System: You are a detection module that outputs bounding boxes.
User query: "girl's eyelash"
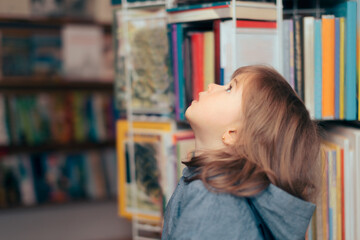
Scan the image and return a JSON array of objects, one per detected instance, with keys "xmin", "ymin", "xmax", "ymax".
[{"xmin": 226, "ymin": 84, "xmax": 232, "ymax": 92}]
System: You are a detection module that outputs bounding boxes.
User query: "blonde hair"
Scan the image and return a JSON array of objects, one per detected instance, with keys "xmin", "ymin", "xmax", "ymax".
[{"xmin": 184, "ymin": 65, "xmax": 321, "ymax": 202}]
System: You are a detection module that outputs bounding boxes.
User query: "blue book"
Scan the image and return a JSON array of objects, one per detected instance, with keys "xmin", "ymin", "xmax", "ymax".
[
  {"xmin": 333, "ymin": 1, "xmax": 357, "ymax": 120},
  {"xmin": 314, "ymin": 19, "xmax": 322, "ymax": 120},
  {"xmin": 167, "ymin": 1, "xmax": 232, "ymax": 12},
  {"xmin": 176, "ymin": 23, "xmax": 186, "ymax": 121},
  {"xmin": 334, "ymin": 18, "xmax": 340, "ymax": 119}
]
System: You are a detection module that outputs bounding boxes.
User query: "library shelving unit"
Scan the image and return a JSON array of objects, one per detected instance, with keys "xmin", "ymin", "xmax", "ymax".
[
  {"xmin": 114, "ymin": 0, "xmax": 283, "ymax": 239},
  {"xmin": 0, "ymin": 14, "xmax": 118, "ymax": 209},
  {"xmin": 115, "ymin": 0, "xmax": 360, "ymax": 238}
]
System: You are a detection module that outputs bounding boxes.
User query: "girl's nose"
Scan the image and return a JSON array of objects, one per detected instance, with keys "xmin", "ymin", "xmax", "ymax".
[{"xmin": 207, "ymin": 83, "xmax": 218, "ymax": 92}]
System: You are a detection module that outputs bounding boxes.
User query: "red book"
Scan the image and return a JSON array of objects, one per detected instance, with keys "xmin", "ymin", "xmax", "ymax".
[
  {"xmin": 236, "ymin": 20, "xmax": 276, "ymax": 28},
  {"xmin": 191, "ymin": 33, "xmax": 204, "ymax": 101}
]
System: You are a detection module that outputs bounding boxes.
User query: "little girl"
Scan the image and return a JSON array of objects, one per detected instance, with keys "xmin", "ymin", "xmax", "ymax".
[{"xmin": 162, "ymin": 65, "xmax": 320, "ymax": 240}]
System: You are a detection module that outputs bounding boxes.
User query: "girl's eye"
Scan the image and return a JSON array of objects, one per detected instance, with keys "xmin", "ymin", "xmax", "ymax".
[{"xmin": 226, "ymin": 84, "xmax": 232, "ymax": 93}]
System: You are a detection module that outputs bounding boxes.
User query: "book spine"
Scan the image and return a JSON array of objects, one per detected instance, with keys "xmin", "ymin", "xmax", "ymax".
[
  {"xmin": 334, "ymin": 18, "xmax": 340, "ymax": 119},
  {"xmin": 171, "ymin": 24, "xmax": 180, "ymax": 121},
  {"xmin": 321, "ymin": 15, "xmax": 335, "ymax": 119},
  {"xmin": 339, "ymin": 18, "xmax": 345, "ymax": 120},
  {"xmin": 176, "ymin": 24, "xmax": 186, "ymax": 121},
  {"xmin": 314, "ymin": 19, "xmax": 322, "ymax": 120}
]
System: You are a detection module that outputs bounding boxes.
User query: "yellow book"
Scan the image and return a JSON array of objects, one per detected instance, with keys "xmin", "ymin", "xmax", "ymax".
[
  {"xmin": 204, "ymin": 31, "xmax": 215, "ymax": 88},
  {"xmin": 117, "ymin": 120, "xmax": 173, "ymax": 221},
  {"xmin": 339, "ymin": 18, "xmax": 345, "ymax": 120}
]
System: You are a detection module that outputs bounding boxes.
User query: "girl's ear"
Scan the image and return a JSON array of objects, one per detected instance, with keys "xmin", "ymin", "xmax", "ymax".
[{"xmin": 222, "ymin": 128, "xmax": 238, "ymax": 146}]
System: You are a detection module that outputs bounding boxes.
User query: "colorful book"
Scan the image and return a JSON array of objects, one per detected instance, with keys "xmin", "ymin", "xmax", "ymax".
[
  {"xmin": 167, "ymin": 1, "xmax": 276, "ymax": 23},
  {"xmin": 321, "ymin": 15, "xmax": 335, "ymax": 119}
]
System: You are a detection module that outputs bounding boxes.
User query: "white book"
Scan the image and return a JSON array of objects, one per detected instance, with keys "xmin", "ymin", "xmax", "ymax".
[
  {"xmin": 235, "ymin": 26, "xmax": 278, "ymax": 71},
  {"xmin": 220, "ymin": 20, "xmax": 234, "ymax": 85},
  {"xmin": 303, "ymin": 16, "xmax": 315, "ymax": 118},
  {"xmin": 282, "ymin": 19, "xmax": 291, "ymax": 84},
  {"xmin": 62, "ymin": 25, "xmax": 104, "ymax": 80}
]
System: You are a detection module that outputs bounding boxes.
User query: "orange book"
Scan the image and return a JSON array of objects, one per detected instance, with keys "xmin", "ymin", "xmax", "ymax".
[
  {"xmin": 191, "ymin": 32, "xmax": 204, "ymax": 101},
  {"xmin": 322, "ymin": 15, "xmax": 335, "ymax": 119}
]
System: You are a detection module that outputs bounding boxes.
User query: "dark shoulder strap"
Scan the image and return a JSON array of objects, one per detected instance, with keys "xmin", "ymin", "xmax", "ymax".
[{"xmin": 246, "ymin": 198, "xmax": 275, "ymax": 240}]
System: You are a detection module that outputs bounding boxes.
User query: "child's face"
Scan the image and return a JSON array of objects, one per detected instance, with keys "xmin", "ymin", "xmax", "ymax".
[{"xmin": 185, "ymin": 76, "xmax": 243, "ymax": 146}]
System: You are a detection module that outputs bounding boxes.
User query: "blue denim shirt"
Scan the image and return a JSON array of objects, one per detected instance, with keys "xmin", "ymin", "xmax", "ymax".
[{"xmin": 162, "ymin": 167, "xmax": 315, "ymax": 240}]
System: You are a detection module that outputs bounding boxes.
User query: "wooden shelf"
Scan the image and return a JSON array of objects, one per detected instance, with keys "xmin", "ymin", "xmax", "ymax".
[
  {"xmin": 0, "ymin": 140, "xmax": 116, "ymax": 154},
  {"xmin": 0, "ymin": 197, "xmax": 117, "ymax": 213},
  {"xmin": 0, "ymin": 77, "xmax": 114, "ymax": 92},
  {"xmin": 0, "ymin": 14, "xmax": 111, "ymax": 27}
]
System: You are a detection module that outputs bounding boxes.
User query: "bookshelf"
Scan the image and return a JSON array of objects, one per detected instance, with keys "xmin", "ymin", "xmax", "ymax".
[
  {"xmin": 113, "ymin": 0, "xmax": 360, "ymax": 239},
  {"xmin": 0, "ymin": 1, "xmax": 118, "ymax": 218},
  {"xmin": 113, "ymin": 0, "xmax": 284, "ymax": 239}
]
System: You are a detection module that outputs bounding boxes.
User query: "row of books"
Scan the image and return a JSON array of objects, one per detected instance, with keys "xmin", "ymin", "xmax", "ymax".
[
  {"xmin": 169, "ymin": 19, "xmax": 278, "ymax": 121},
  {"xmin": 116, "ymin": 120, "xmax": 194, "ymax": 221},
  {"xmin": 307, "ymin": 124, "xmax": 360, "ymax": 240},
  {"xmin": 0, "ymin": 25, "xmax": 113, "ymax": 80},
  {"xmin": 0, "ymin": 148, "xmax": 117, "ymax": 208},
  {"xmin": 0, "ymin": 93, "xmax": 117, "ymax": 146},
  {"xmin": 283, "ymin": 1, "xmax": 357, "ymax": 121},
  {"xmin": 0, "ymin": 0, "xmax": 112, "ymax": 23}
]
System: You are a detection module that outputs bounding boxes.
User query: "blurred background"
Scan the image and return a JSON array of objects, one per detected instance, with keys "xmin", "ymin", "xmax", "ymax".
[{"xmin": 0, "ymin": 0, "xmax": 132, "ymax": 239}]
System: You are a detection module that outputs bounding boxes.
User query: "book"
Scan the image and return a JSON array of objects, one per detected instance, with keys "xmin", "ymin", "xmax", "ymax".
[
  {"xmin": 31, "ymin": 34, "xmax": 62, "ymax": 77},
  {"xmin": 167, "ymin": 1, "xmax": 277, "ymax": 24},
  {"xmin": 213, "ymin": 20, "xmax": 221, "ymax": 84},
  {"xmin": 321, "ymin": 15, "xmax": 335, "ymax": 119},
  {"xmin": 183, "ymin": 35, "xmax": 193, "ymax": 109},
  {"xmin": 282, "ymin": 19, "xmax": 292, "ymax": 85},
  {"xmin": 203, "ymin": 31, "xmax": 215, "ymax": 88},
  {"xmin": 314, "ymin": 19, "xmax": 322, "ymax": 120},
  {"xmin": 334, "ymin": 18, "xmax": 340, "ymax": 119},
  {"xmin": 339, "ymin": 18, "xmax": 345, "ymax": 120},
  {"xmin": 303, "ymin": 17, "xmax": 315, "ymax": 118},
  {"xmin": 117, "ymin": 120, "xmax": 173, "ymax": 221},
  {"xmin": 293, "ymin": 16, "xmax": 303, "ymax": 100},
  {"xmin": 0, "ymin": 95, "xmax": 9, "ymax": 145},
  {"xmin": 62, "ymin": 25, "xmax": 103, "ymax": 79},
  {"xmin": 329, "ymin": 125, "xmax": 360, "ymax": 239},
  {"xmin": 235, "ymin": 20, "xmax": 278, "ymax": 76},
  {"xmin": 333, "ymin": 1, "xmax": 357, "ymax": 120},
  {"xmin": 121, "ymin": 9, "xmax": 174, "ymax": 115},
  {"xmin": 324, "ymin": 132, "xmax": 349, "ymax": 240},
  {"xmin": 176, "ymin": 23, "xmax": 186, "ymax": 120},
  {"xmin": 191, "ymin": 32, "xmax": 204, "ymax": 101}
]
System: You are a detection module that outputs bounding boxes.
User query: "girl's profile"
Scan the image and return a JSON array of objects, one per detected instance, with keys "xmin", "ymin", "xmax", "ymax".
[{"xmin": 162, "ymin": 65, "xmax": 320, "ymax": 240}]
